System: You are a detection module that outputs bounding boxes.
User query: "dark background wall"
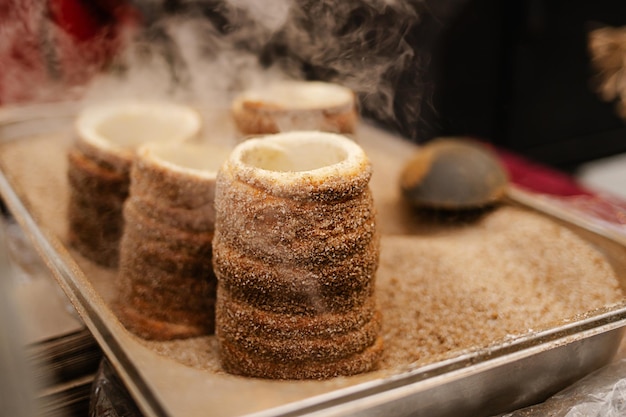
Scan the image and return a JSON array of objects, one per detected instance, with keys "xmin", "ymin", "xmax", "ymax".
[{"xmin": 422, "ymin": 0, "xmax": 626, "ymax": 171}]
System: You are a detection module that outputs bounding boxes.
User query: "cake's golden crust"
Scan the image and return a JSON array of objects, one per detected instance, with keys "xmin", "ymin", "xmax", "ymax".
[
  {"xmin": 218, "ymin": 310, "xmax": 381, "ymax": 363},
  {"xmin": 116, "ymin": 302, "xmax": 214, "ymax": 340},
  {"xmin": 217, "ymin": 288, "xmax": 379, "ymax": 339},
  {"xmin": 213, "ymin": 239, "xmax": 378, "ymax": 314},
  {"xmin": 131, "ymin": 155, "xmax": 216, "ymax": 209},
  {"xmin": 232, "ymin": 100, "xmax": 358, "ymax": 136},
  {"xmin": 116, "ymin": 152, "xmax": 218, "ymax": 341},
  {"xmin": 129, "ymin": 195, "xmax": 215, "ymax": 233},
  {"xmin": 123, "ymin": 201, "xmax": 214, "ymax": 258},
  {"xmin": 67, "ymin": 148, "xmax": 129, "ymax": 195},
  {"xmin": 215, "ymin": 174, "xmax": 377, "ymax": 264},
  {"xmin": 219, "ymin": 336, "xmax": 384, "ymax": 380},
  {"xmin": 66, "ymin": 145, "xmax": 129, "ymax": 267},
  {"xmin": 213, "ymin": 132, "xmax": 382, "ymax": 379}
]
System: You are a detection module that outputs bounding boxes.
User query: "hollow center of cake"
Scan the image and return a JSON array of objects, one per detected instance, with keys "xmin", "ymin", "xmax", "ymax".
[
  {"xmin": 95, "ymin": 113, "xmax": 189, "ymax": 149},
  {"xmin": 241, "ymin": 141, "xmax": 349, "ymax": 172}
]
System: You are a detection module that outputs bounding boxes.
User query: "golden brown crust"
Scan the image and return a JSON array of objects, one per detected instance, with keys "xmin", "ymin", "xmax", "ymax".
[
  {"xmin": 213, "ymin": 239, "xmax": 378, "ymax": 314},
  {"xmin": 130, "ymin": 153, "xmax": 216, "ymax": 209},
  {"xmin": 218, "ymin": 308, "xmax": 381, "ymax": 363},
  {"xmin": 214, "ymin": 167, "xmax": 377, "ymax": 264},
  {"xmin": 232, "ymin": 103, "xmax": 358, "ymax": 136},
  {"xmin": 217, "ymin": 287, "xmax": 379, "ymax": 339},
  {"xmin": 116, "ymin": 147, "xmax": 219, "ymax": 341},
  {"xmin": 66, "ymin": 145, "xmax": 129, "ymax": 267},
  {"xmin": 219, "ymin": 336, "xmax": 383, "ymax": 380},
  {"xmin": 213, "ymin": 132, "xmax": 382, "ymax": 379},
  {"xmin": 123, "ymin": 201, "xmax": 214, "ymax": 257},
  {"xmin": 128, "ymin": 194, "xmax": 215, "ymax": 233},
  {"xmin": 116, "ymin": 302, "xmax": 214, "ymax": 340},
  {"xmin": 67, "ymin": 147, "xmax": 129, "ymax": 195}
]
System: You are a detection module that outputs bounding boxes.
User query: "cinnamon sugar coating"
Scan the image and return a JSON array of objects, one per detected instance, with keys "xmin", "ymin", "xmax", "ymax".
[
  {"xmin": 218, "ymin": 289, "xmax": 379, "ymax": 339},
  {"xmin": 215, "ymin": 178, "xmax": 377, "ymax": 264},
  {"xmin": 217, "ymin": 286, "xmax": 382, "ymax": 362},
  {"xmin": 66, "ymin": 145, "xmax": 129, "ymax": 267},
  {"xmin": 130, "ymin": 154, "xmax": 217, "ymax": 209},
  {"xmin": 213, "ymin": 132, "xmax": 383, "ymax": 379},
  {"xmin": 214, "ymin": 238, "xmax": 378, "ymax": 314},
  {"xmin": 232, "ymin": 104, "xmax": 358, "ymax": 136},
  {"xmin": 123, "ymin": 201, "xmax": 214, "ymax": 257},
  {"xmin": 116, "ymin": 144, "xmax": 219, "ymax": 340},
  {"xmin": 219, "ymin": 335, "xmax": 384, "ymax": 380},
  {"xmin": 129, "ymin": 195, "xmax": 215, "ymax": 233},
  {"xmin": 231, "ymin": 81, "xmax": 359, "ymax": 136},
  {"xmin": 74, "ymin": 135, "xmax": 134, "ymax": 175},
  {"xmin": 67, "ymin": 147, "xmax": 129, "ymax": 194}
]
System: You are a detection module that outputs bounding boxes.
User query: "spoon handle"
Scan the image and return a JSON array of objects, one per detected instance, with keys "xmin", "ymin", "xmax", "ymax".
[
  {"xmin": 508, "ymin": 186, "xmax": 626, "ymax": 247},
  {"xmin": 495, "ymin": 146, "xmax": 626, "ymax": 246}
]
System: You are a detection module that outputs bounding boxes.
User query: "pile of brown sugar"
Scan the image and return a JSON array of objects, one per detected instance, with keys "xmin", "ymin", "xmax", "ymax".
[
  {"xmin": 140, "ymin": 205, "xmax": 624, "ymax": 375},
  {"xmin": 376, "ymin": 205, "xmax": 623, "ymax": 369}
]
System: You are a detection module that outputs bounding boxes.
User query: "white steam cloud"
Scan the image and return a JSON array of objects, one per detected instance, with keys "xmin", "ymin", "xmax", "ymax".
[{"xmin": 2, "ymin": 0, "xmax": 427, "ymax": 139}]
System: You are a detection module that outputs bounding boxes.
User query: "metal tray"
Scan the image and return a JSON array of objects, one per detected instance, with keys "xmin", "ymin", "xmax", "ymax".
[{"xmin": 1, "ymin": 103, "xmax": 626, "ymax": 417}]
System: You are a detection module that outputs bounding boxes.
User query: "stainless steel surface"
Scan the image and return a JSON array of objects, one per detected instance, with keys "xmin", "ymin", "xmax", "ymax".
[
  {"xmin": 296, "ymin": 326, "xmax": 625, "ymax": 417},
  {"xmin": 1, "ymin": 104, "xmax": 625, "ymax": 417},
  {"xmin": 0, "ymin": 211, "xmax": 39, "ymax": 417}
]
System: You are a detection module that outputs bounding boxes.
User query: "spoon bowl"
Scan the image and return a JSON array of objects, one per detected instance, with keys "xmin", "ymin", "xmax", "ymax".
[{"xmin": 400, "ymin": 137, "xmax": 509, "ymax": 210}]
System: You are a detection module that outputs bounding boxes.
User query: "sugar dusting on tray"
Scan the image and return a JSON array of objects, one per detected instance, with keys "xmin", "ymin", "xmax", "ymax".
[
  {"xmin": 377, "ymin": 206, "xmax": 623, "ymax": 369},
  {"xmin": 0, "ymin": 123, "xmax": 621, "ymax": 379},
  {"xmin": 139, "ymin": 205, "xmax": 623, "ymax": 374}
]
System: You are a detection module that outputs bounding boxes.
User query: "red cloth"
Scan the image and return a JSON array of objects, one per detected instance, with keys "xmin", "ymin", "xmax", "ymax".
[
  {"xmin": 0, "ymin": 0, "xmax": 138, "ymax": 104},
  {"xmin": 494, "ymin": 146, "xmax": 626, "ymax": 226},
  {"xmin": 495, "ymin": 147, "xmax": 594, "ymax": 197}
]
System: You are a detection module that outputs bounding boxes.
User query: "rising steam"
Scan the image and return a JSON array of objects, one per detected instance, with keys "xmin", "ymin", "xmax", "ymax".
[{"xmin": 2, "ymin": 0, "xmax": 428, "ymax": 139}]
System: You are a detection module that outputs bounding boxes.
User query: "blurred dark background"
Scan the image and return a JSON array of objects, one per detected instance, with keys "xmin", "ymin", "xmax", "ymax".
[{"xmin": 418, "ymin": 0, "xmax": 626, "ymax": 172}]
